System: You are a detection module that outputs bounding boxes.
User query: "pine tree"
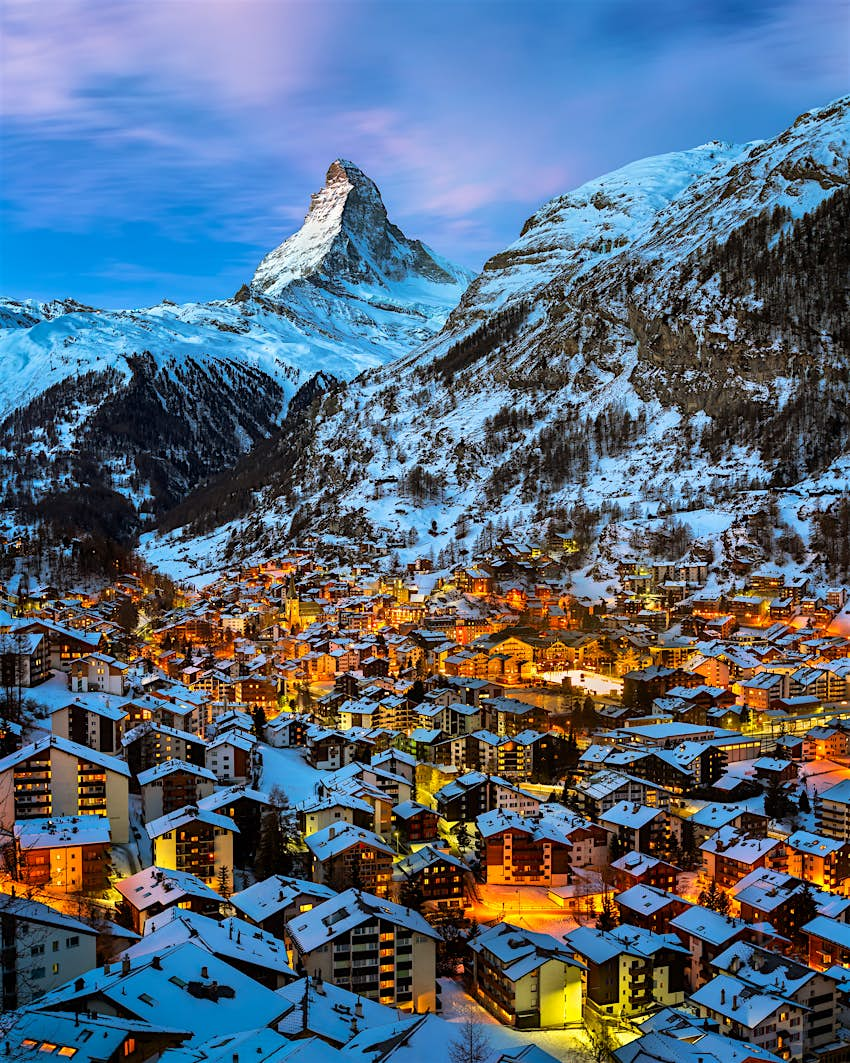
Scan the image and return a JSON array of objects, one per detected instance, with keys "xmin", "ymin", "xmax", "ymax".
[
  {"xmin": 216, "ymin": 864, "xmax": 232, "ymax": 899},
  {"xmin": 792, "ymin": 880, "xmax": 818, "ymax": 937},
  {"xmin": 699, "ymin": 878, "xmax": 730, "ymax": 914},
  {"xmin": 252, "ymin": 705, "xmax": 267, "ymax": 739},
  {"xmin": 399, "ymin": 875, "xmax": 425, "ymax": 913},
  {"xmin": 798, "ymin": 788, "xmax": 811, "ymax": 814},
  {"xmin": 596, "ymin": 890, "xmax": 618, "ymax": 931}
]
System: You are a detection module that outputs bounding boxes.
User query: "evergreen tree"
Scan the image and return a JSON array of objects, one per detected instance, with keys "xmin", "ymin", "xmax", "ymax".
[
  {"xmin": 798, "ymin": 788, "xmax": 811, "ymax": 814},
  {"xmin": 399, "ymin": 875, "xmax": 425, "ymax": 913},
  {"xmin": 252, "ymin": 705, "xmax": 267, "ymax": 740},
  {"xmin": 452, "ymin": 822, "xmax": 472, "ymax": 851},
  {"xmin": 792, "ymin": 880, "xmax": 818, "ymax": 938},
  {"xmin": 679, "ymin": 819, "xmax": 699, "ymax": 871},
  {"xmin": 699, "ymin": 879, "xmax": 730, "ymax": 914},
  {"xmin": 596, "ymin": 890, "xmax": 618, "ymax": 931},
  {"xmin": 409, "ymin": 679, "xmax": 425, "ymax": 705},
  {"xmin": 216, "ymin": 864, "xmax": 232, "ymax": 899},
  {"xmin": 765, "ymin": 775, "xmax": 794, "ymax": 820},
  {"xmin": 564, "ymin": 728, "xmax": 580, "ymax": 771}
]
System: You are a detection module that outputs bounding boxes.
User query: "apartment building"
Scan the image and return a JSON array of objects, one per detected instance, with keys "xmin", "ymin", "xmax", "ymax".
[
  {"xmin": 285, "ymin": 888, "xmax": 439, "ymax": 1012},
  {"xmin": 0, "ymin": 734, "xmax": 130, "ymax": 843}
]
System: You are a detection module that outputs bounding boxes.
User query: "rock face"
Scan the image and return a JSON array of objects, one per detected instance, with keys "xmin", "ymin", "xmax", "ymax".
[
  {"xmin": 253, "ymin": 159, "xmax": 464, "ymax": 293},
  {"xmin": 155, "ymin": 97, "xmax": 850, "ymax": 583},
  {"xmin": 0, "ymin": 162, "xmax": 472, "ymax": 537}
]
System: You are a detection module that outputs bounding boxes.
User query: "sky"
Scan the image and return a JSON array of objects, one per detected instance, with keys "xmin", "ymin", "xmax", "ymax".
[{"xmin": 1, "ymin": 0, "xmax": 847, "ymax": 308}]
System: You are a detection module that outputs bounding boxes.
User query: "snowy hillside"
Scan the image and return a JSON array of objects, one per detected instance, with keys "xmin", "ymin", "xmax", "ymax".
[
  {"xmin": 152, "ymin": 97, "xmax": 850, "ymax": 588},
  {"xmin": 0, "ymin": 160, "xmax": 472, "ymax": 535}
]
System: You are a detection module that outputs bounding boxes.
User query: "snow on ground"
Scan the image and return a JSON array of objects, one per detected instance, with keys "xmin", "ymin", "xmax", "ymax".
[
  {"xmin": 799, "ymin": 759, "xmax": 850, "ymax": 794},
  {"xmin": 25, "ymin": 673, "xmax": 122, "ymax": 719},
  {"xmin": 257, "ymin": 744, "xmax": 328, "ymax": 805},
  {"xmin": 541, "ymin": 669, "xmax": 624, "ymax": 697}
]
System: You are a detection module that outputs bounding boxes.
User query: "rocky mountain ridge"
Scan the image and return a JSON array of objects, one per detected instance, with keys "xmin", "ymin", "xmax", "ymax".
[
  {"xmin": 150, "ymin": 97, "xmax": 850, "ymax": 588},
  {"xmin": 0, "ymin": 161, "xmax": 472, "ymax": 540}
]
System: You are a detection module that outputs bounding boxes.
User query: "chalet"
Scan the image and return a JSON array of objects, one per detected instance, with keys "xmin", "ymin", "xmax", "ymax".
[
  {"xmin": 50, "ymin": 698, "xmax": 127, "ymax": 754},
  {"xmin": 305, "ymin": 822, "xmax": 393, "ymax": 897},
  {"xmin": 477, "ymin": 808, "xmax": 572, "ymax": 887},
  {"xmin": 298, "ymin": 790, "xmax": 375, "ymax": 836},
  {"xmin": 566, "ymin": 923, "xmax": 689, "ymax": 1021},
  {"xmin": 466, "ymin": 922, "xmax": 584, "ymax": 1028},
  {"xmin": 123, "ymin": 721, "xmax": 207, "ymax": 780},
  {"xmin": 391, "ymin": 799, "xmax": 441, "ymax": 846},
  {"xmin": 15, "ymin": 815, "xmax": 111, "ymax": 893},
  {"xmin": 285, "ymin": 888, "xmax": 439, "ymax": 1012},
  {"xmin": 229, "ymin": 875, "xmax": 337, "ymax": 939},
  {"xmin": 435, "ymin": 771, "xmax": 541, "ymax": 823},
  {"xmin": 803, "ymin": 914, "xmax": 850, "ymax": 970},
  {"xmin": 612, "ymin": 850, "xmax": 681, "ymax": 893},
  {"xmin": 732, "ymin": 867, "xmax": 850, "ymax": 942},
  {"xmin": 145, "ymin": 805, "xmax": 238, "ymax": 884},
  {"xmin": 397, "ymin": 844, "xmax": 466, "ymax": 911},
  {"xmin": 115, "ymin": 864, "xmax": 226, "ymax": 933},
  {"xmin": 692, "ymin": 941, "xmax": 840, "ymax": 1061},
  {"xmin": 669, "ymin": 906, "xmax": 759, "ymax": 990},
  {"xmin": 138, "ymin": 759, "xmax": 217, "ymax": 821},
  {"xmin": 687, "ymin": 802, "xmax": 769, "ymax": 846},
  {"xmin": 69, "ymin": 652, "xmax": 130, "ymax": 696},
  {"xmin": 205, "ymin": 729, "xmax": 257, "ymax": 785},
  {"xmin": 615, "ymin": 884, "xmax": 689, "ymax": 934},
  {"xmin": 600, "ymin": 802, "xmax": 679, "ymax": 859},
  {"xmin": 784, "ymin": 829, "xmax": 850, "ymax": 892},
  {"xmin": 0, "ymin": 630, "xmax": 49, "ymax": 687},
  {"xmin": 818, "ymin": 778, "xmax": 850, "ymax": 842},
  {"xmin": 572, "ymin": 770, "xmax": 671, "ymax": 820},
  {"xmin": 700, "ymin": 827, "xmax": 785, "ymax": 889},
  {"xmin": 17, "ymin": 619, "xmax": 105, "ymax": 671}
]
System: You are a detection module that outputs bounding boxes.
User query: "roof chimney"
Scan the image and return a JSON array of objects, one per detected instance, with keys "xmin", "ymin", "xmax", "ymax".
[
  {"xmin": 121, "ymin": 955, "xmax": 130, "ymax": 976},
  {"xmin": 201, "ymin": 965, "xmax": 209, "ymax": 979}
]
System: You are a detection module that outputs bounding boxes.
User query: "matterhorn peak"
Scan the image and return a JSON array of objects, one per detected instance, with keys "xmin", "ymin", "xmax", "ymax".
[{"xmin": 251, "ymin": 160, "xmax": 470, "ymax": 298}]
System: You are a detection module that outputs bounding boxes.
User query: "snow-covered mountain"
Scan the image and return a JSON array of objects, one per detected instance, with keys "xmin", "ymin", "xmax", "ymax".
[
  {"xmin": 0, "ymin": 161, "xmax": 472, "ymax": 537},
  {"xmin": 153, "ymin": 97, "xmax": 850, "ymax": 586}
]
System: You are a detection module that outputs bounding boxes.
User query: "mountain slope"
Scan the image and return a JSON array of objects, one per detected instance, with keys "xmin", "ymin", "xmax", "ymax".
[
  {"xmin": 0, "ymin": 161, "xmax": 472, "ymax": 537},
  {"xmin": 153, "ymin": 97, "xmax": 850, "ymax": 585}
]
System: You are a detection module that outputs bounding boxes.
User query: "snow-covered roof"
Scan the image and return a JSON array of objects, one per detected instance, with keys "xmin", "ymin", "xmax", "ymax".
[
  {"xmin": 669, "ymin": 905, "xmax": 748, "ymax": 945},
  {"xmin": 616, "ymin": 884, "xmax": 686, "ymax": 915},
  {"xmin": 145, "ymin": 805, "xmax": 239, "ymax": 840},
  {"xmin": 305, "ymin": 822, "xmax": 393, "ymax": 862},
  {"xmin": 0, "ymin": 733, "xmax": 131, "ymax": 776},
  {"xmin": 128, "ymin": 909, "xmax": 295, "ymax": 978},
  {"xmin": 0, "ymin": 891, "xmax": 98, "ymax": 935},
  {"xmin": 115, "ymin": 865, "xmax": 223, "ymax": 911},
  {"xmin": 137, "ymin": 758, "xmax": 217, "ymax": 786},
  {"xmin": 469, "ymin": 922, "xmax": 584, "ymax": 981},
  {"xmin": 700, "ymin": 826, "xmax": 782, "ymax": 863},
  {"xmin": 230, "ymin": 875, "xmax": 338, "ymax": 923},
  {"xmin": 32, "ymin": 939, "xmax": 288, "ymax": 1043},
  {"xmin": 600, "ymin": 801, "xmax": 663, "ymax": 830},
  {"xmin": 286, "ymin": 888, "xmax": 439, "ymax": 954},
  {"xmin": 14, "ymin": 815, "xmax": 110, "ymax": 849}
]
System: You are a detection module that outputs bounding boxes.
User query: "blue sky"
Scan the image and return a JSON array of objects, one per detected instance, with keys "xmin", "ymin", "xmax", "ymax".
[{"xmin": 1, "ymin": 0, "xmax": 847, "ymax": 307}]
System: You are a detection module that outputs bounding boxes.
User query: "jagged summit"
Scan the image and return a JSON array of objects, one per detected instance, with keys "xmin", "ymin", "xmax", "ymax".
[{"xmin": 251, "ymin": 159, "xmax": 470, "ymax": 297}]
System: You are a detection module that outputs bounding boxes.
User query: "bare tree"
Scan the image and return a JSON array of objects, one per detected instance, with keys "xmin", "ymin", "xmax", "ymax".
[{"xmin": 448, "ymin": 1020, "xmax": 492, "ymax": 1063}]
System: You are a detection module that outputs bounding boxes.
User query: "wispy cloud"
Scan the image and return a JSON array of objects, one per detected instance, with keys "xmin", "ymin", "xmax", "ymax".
[{"xmin": 1, "ymin": 0, "xmax": 846, "ymax": 306}]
